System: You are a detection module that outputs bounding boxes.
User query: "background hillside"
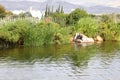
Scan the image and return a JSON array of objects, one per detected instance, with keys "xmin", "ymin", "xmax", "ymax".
[{"xmin": 0, "ymin": 0, "xmax": 120, "ymax": 14}]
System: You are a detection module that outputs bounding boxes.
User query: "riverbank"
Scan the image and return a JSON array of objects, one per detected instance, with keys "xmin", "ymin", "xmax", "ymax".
[
  {"xmin": 0, "ymin": 17, "xmax": 120, "ymax": 48},
  {"xmin": 0, "ymin": 4, "xmax": 120, "ymax": 48}
]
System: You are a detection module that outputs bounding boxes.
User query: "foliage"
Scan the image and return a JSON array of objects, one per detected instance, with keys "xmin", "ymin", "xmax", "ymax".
[
  {"xmin": 101, "ymin": 14, "xmax": 114, "ymax": 23},
  {"xmin": 0, "ymin": 4, "xmax": 13, "ymax": 18},
  {"xmin": 1, "ymin": 4, "xmax": 120, "ymax": 48},
  {"xmin": 115, "ymin": 23, "xmax": 120, "ymax": 41},
  {"xmin": 44, "ymin": 5, "xmax": 67, "ymax": 27},
  {"xmin": 19, "ymin": 12, "xmax": 32, "ymax": 18},
  {"xmin": 24, "ymin": 21, "xmax": 60, "ymax": 46},
  {"xmin": 66, "ymin": 8, "xmax": 88, "ymax": 25},
  {"xmin": 54, "ymin": 27, "xmax": 72, "ymax": 44},
  {"xmin": 0, "ymin": 16, "xmax": 72, "ymax": 47},
  {"xmin": 0, "ymin": 4, "xmax": 6, "ymax": 18},
  {"xmin": 0, "ymin": 18, "xmax": 35, "ymax": 47},
  {"xmin": 45, "ymin": 5, "xmax": 64, "ymax": 18},
  {"xmin": 75, "ymin": 17, "xmax": 99, "ymax": 37},
  {"xmin": 24, "ymin": 20, "xmax": 73, "ymax": 46},
  {"xmin": 98, "ymin": 14, "xmax": 120, "ymax": 41},
  {"xmin": 99, "ymin": 22, "xmax": 120, "ymax": 41},
  {"xmin": 51, "ymin": 13, "xmax": 67, "ymax": 27}
]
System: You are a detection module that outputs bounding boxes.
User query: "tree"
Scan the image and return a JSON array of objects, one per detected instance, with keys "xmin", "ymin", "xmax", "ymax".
[
  {"xmin": 45, "ymin": 5, "xmax": 48, "ymax": 17},
  {"xmin": 51, "ymin": 6, "xmax": 54, "ymax": 13},
  {"xmin": 58, "ymin": 4, "xmax": 60, "ymax": 13},
  {"xmin": 61, "ymin": 6, "xmax": 64, "ymax": 13},
  {"xmin": 48, "ymin": 7, "xmax": 50, "ymax": 15},
  {"xmin": 66, "ymin": 8, "xmax": 88, "ymax": 25},
  {"xmin": 0, "ymin": 4, "xmax": 6, "ymax": 18},
  {"xmin": 0, "ymin": 5, "xmax": 6, "ymax": 13},
  {"xmin": 6, "ymin": 11, "xmax": 13, "ymax": 15},
  {"xmin": 0, "ymin": 4, "xmax": 13, "ymax": 18}
]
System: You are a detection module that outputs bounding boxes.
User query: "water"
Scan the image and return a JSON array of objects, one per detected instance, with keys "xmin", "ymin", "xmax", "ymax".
[{"xmin": 0, "ymin": 42, "xmax": 120, "ymax": 80}]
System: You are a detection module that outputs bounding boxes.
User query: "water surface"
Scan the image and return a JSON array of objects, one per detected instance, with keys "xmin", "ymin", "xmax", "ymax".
[{"xmin": 0, "ymin": 42, "xmax": 120, "ymax": 80}]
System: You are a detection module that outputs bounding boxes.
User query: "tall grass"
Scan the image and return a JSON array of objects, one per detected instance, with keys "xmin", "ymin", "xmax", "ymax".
[
  {"xmin": 0, "ymin": 17, "xmax": 36, "ymax": 47},
  {"xmin": 0, "ymin": 17, "xmax": 72, "ymax": 47},
  {"xmin": 24, "ymin": 21, "xmax": 60, "ymax": 46},
  {"xmin": 0, "ymin": 20, "xmax": 31, "ymax": 41},
  {"xmin": 98, "ymin": 23, "xmax": 115, "ymax": 40},
  {"xmin": 24, "ymin": 21, "xmax": 73, "ymax": 46},
  {"xmin": 0, "ymin": 17, "xmax": 39, "ymax": 27}
]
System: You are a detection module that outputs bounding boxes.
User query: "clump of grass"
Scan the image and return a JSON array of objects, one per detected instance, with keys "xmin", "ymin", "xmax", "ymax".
[{"xmin": 24, "ymin": 21, "xmax": 60, "ymax": 46}]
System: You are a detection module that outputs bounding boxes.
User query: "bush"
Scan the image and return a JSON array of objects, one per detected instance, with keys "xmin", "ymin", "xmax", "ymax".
[
  {"xmin": 54, "ymin": 27, "xmax": 72, "ymax": 44},
  {"xmin": 24, "ymin": 21, "xmax": 60, "ymax": 46},
  {"xmin": 0, "ymin": 18, "xmax": 34, "ymax": 47},
  {"xmin": 75, "ymin": 17, "xmax": 99, "ymax": 37},
  {"xmin": 66, "ymin": 8, "xmax": 88, "ymax": 25}
]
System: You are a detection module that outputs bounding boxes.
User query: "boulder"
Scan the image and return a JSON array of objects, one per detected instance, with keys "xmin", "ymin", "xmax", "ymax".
[
  {"xmin": 81, "ymin": 37, "xmax": 94, "ymax": 43},
  {"xmin": 95, "ymin": 35, "xmax": 103, "ymax": 42},
  {"xmin": 73, "ymin": 33, "xmax": 94, "ymax": 43},
  {"xmin": 76, "ymin": 39, "xmax": 82, "ymax": 43}
]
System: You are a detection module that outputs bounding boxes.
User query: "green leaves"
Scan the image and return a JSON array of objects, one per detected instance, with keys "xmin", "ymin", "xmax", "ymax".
[
  {"xmin": 0, "ymin": 4, "xmax": 6, "ymax": 18},
  {"xmin": 75, "ymin": 17, "xmax": 99, "ymax": 37},
  {"xmin": 0, "ymin": 18, "xmax": 33, "ymax": 43},
  {"xmin": 24, "ymin": 21, "xmax": 60, "ymax": 46},
  {"xmin": 66, "ymin": 8, "xmax": 88, "ymax": 25}
]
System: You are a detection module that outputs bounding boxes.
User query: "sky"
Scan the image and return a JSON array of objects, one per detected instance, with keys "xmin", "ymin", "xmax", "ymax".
[
  {"xmin": 66, "ymin": 0, "xmax": 120, "ymax": 7},
  {"xmin": 0, "ymin": 0, "xmax": 120, "ymax": 7}
]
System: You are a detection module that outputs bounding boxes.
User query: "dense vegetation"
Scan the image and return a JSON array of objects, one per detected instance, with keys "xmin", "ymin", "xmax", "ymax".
[{"xmin": 0, "ymin": 4, "xmax": 120, "ymax": 48}]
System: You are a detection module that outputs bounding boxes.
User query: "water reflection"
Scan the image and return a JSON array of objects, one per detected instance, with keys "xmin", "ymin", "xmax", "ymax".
[
  {"xmin": 0, "ymin": 42, "xmax": 120, "ymax": 80},
  {"xmin": 0, "ymin": 42, "xmax": 120, "ymax": 67}
]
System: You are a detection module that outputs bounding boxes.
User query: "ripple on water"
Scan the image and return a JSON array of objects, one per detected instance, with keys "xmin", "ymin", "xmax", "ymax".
[{"xmin": 0, "ymin": 42, "xmax": 120, "ymax": 80}]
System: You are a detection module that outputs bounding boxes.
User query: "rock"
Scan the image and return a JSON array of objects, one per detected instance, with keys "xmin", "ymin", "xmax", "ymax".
[
  {"xmin": 76, "ymin": 39, "xmax": 82, "ymax": 43},
  {"xmin": 79, "ymin": 34, "xmax": 94, "ymax": 43},
  {"xmin": 95, "ymin": 35, "xmax": 103, "ymax": 42},
  {"xmin": 70, "ymin": 37, "xmax": 74, "ymax": 43},
  {"xmin": 80, "ymin": 34, "xmax": 88, "ymax": 38},
  {"xmin": 82, "ymin": 37, "xmax": 94, "ymax": 43},
  {"xmin": 73, "ymin": 33, "xmax": 94, "ymax": 43}
]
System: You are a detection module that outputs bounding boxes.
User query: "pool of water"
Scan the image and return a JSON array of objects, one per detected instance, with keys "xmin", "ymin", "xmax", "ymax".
[{"xmin": 0, "ymin": 42, "xmax": 120, "ymax": 80}]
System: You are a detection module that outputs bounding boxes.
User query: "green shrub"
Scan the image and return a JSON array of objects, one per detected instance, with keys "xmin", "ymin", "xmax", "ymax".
[
  {"xmin": 66, "ymin": 8, "xmax": 88, "ymax": 25},
  {"xmin": 54, "ymin": 27, "xmax": 71, "ymax": 44},
  {"xmin": 75, "ymin": 17, "xmax": 99, "ymax": 37},
  {"xmin": 98, "ymin": 22, "xmax": 120, "ymax": 41},
  {"xmin": 0, "ymin": 19, "xmax": 33, "ymax": 43},
  {"xmin": 24, "ymin": 21, "xmax": 60, "ymax": 46}
]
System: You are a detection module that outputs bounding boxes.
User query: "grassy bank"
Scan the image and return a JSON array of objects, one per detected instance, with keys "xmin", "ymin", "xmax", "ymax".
[
  {"xmin": 0, "ymin": 16, "xmax": 120, "ymax": 48},
  {"xmin": 0, "ymin": 17, "xmax": 72, "ymax": 47},
  {"xmin": 0, "ymin": 8, "xmax": 120, "ymax": 48}
]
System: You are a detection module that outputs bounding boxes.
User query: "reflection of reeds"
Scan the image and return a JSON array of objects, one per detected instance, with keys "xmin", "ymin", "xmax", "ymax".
[{"xmin": 69, "ymin": 44, "xmax": 97, "ymax": 67}]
